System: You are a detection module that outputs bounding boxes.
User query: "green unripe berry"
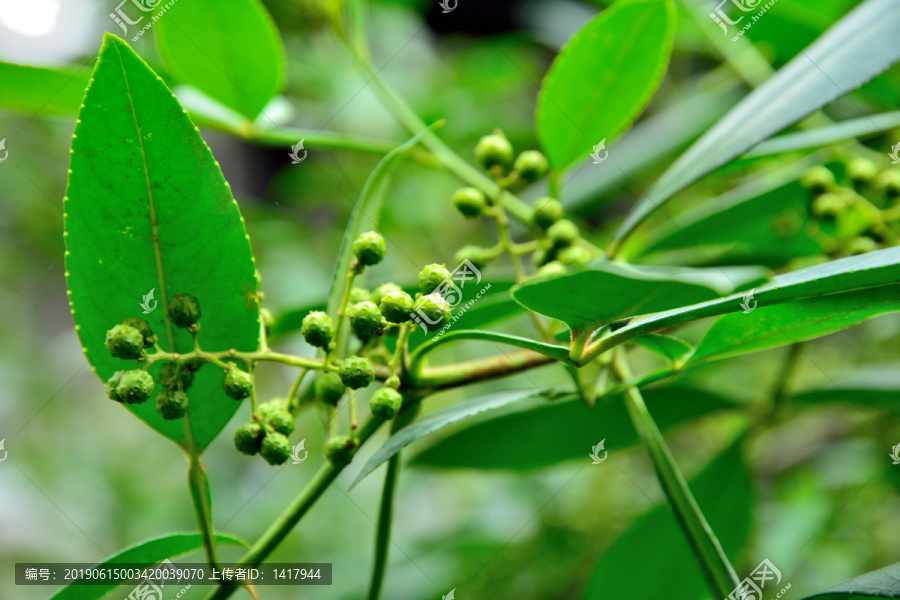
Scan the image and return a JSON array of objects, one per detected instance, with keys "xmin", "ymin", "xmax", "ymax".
[
  {"xmin": 260, "ymin": 432, "xmax": 292, "ymax": 465},
  {"xmin": 372, "ymin": 283, "xmax": 402, "ymax": 306},
  {"xmin": 534, "ymin": 261, "xmax": 568, "ymax": 279},
  {"xmin": 234, "ymin": 422, "xmax": 265, "ymax": 455},
  {"xmin": 352, "ymin": 231, "xmax": 386, "ymax": 266},
  {"xmin": 547, "ymin": 219, "xmax": 580, "ymax": 249},
  {"xmin": 267, "ymin": 410, "xmax": 295, "ymax": 436},
  {"xmin": 339, "ymin": 356, "xmax": 375, "ymax": 390},
  {"xmin": 106, "ymin": 371, "xmax": 125, "ymax": 402},
  {"xmin": 156, "ymin": 388, "xmax": 189, "ymax": 420},
  {"xmin": 159, "ymin": 361, "xmax": 196, "ymax": 391},
  {"xmin": 116, "ymin": 369, "xmax": 154, "ymax": 404},
  {"xmin": 811, "ymin": 192, "xmax": 844, "ymax": 221},
  {"xmin": 800, "ymin": 166, "xmax": 834, "ymax": 195},
  {"xmin": 168, "ymin": 293, "xmax": 201, "ymax": 328},
  {"xmin": 414, "ymin": 293, "xmax": 451, "ymax": 324},
  {"xmin": 349, "ymin": 287, "xmax": 372, "ymax": 305},
  {"xmin": 223, "ymin": 365, "xmax": 253, "ymax": 400},
  {"xmin": 451, "ymin": 187, "xmax": 488, "ymax": 219},
  {"xmin": 419, "ymin": 263, "xmax": 451, "ymax": 295},
  {"xmin": 475, "ymin": 134, "xmax": 514, "ymax": 171},
  {"xmin": 454, "ymin": 245, "xmax": 492, "ymax": 270},
  {"xmin": 847, "ymin": 158, "xmax": 877, "ymax": 187},
  {"xmin": 532, "ymin": 198, "xmax": 564, "ymax": 230},
  {"xmin": 300, "ymin": 311, "xmax": 333, "ymax": 349},
  {"xmin": 370, "ymin": 387, "xmax": 403, "ymax": 420},
  {"xmin": 105, "ymin": 324, "xmax": 144, "ymax": 360},
  {"xmin": 876, "ymin": 169, "xmax": 900, "ymax": 198},
  {"xmin": 122, "ymin": 317, "xmax": 157, "ymax": 347},
  {"xmin": 324, "ymin": 435, "xmax": 356, "ymax": 466},
  {"xmin": 315, "ymin": 373, "xmax": 346, "ymax": 405},
  {"xmin": 514, "ymin": 150, "xmax": 549, "ymax": 182},
  {"xmin": 531, "ymin": 247, "xmax": 555, "ymax": 268},
  {"xmin": 379, "ymin": 290, "xmax": 414, "ymax": 324},
  {"xmin": 349, "ymin": 301, "xmax": 384, "ymax": 339},
  {"xmin": 847, "ymin": 236, "xmax": 878, "ymax": 255},
  {"xmin": 558, "ymin": 245, "xmax": 592, "ymax": 266}
]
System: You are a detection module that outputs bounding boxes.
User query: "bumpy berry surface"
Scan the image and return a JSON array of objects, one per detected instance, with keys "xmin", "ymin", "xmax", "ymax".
[
  {"xmin": 301, "ymin": 311, "xmax": 334, "ymax": 349},
  {"xmin": 370, "ymin": 387, "xmax": 403, "ymax": 420},
  {"xmin": 339, "ymin": 356, "xmax": 375, "ymax": 390},
  {"xmin": 105, "ymin": 324, "xmax": 144, "ymax": 360},
  {"xmin": 168, "ymin": 293, "xmax": 201, "ymax": 328},
  {"xmin": 352, "ymin": 231, "xmax": 386, "ymax": 266}
]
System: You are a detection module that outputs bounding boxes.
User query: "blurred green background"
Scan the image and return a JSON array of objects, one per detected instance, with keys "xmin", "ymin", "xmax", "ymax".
[{"xmin": 1, "ymin": 0, "xmax": 900, "ymax": 599}]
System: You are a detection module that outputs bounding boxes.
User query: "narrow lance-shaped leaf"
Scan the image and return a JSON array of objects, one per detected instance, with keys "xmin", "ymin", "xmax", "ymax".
[
  {"xmin": 65, "ymin": 34, "xmax": 259, "ymax": 449},
  {"xmin": 536, "ymin": 0, "xmax": 676, "ymax": 171},
  {"xmin": 799, "ymin": 561, "xmax": 900, "ymax": 599},
  {"xmin": 612, "ymin": 0, "xmax": 900, "ymax": 249}
]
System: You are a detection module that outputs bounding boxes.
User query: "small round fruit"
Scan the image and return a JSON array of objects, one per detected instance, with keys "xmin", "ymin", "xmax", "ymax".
[
  {"xmin": 474, "ymin": 134, "xmax": 514, "ymax": 171},
  {"xmin": 372, "ymin": 283, "xmax": 402, "ymax": 306},
  {"xmin": 315, "ymin": 373, "xmax": 346, "ymax": 405},
  {"xmin": 514, "ymin": 150, "xmax": 549, "ymax": 182},
  {"xmin": 122, "ymin": 317, "xmax": 156, "ymax": 347},
  {"xmin": 349, "ymin": 301, "xmax": 384, "ymax": 339},
  {"xmin": 260, "ymin": 432, "xmax": 292, "ymax": 465},
  {"xmin": 106, "ymin": 371, "xmax": 125, "ymax": 402},
  {"xmin": 301, "ymin": 311, "xmax": 334, "ymax": 349},
  {"xmin": 454, "ymin": 245, "xmax": 492, "ymax": 270},
  {"xmin": 223, "ymin": 366, "xmax": 253, "ymax": 400},
  {"xmin": 847, "ymin": 158, "xmax": 877, "ymax": 187},
  {"xmin": 168, "ymin": 293, "xmax": 201, "ymax": 328},
  {"xmin": 116, "ymin": 369, "xmax": 154, "ymax": 404},
  {"xmin": 234, "ymin": 422, "xmax": 265, "ymax": 455},
  {"xmin": 547, "ymin": 219, "xmax": 580, "ymax": 248},
  {"xmin": 105, "ymin": 324, "xmax": 144, "ymax": 360},
  {"xmin": 419, "ymin": 263, "xmax": 451, "ymax": 295},
  {"xmin": 876, "ymin": 169, "xmax": 900, "ymax": 198},
  {"xmin": 324, "ymin": 435, "xmax": 356, "ymax": 466},
  {"xmin": 266, "ymin": 410, "xmax": 295, "ymax": 436},
  {"xmin": 451, "ymin": 187, "xmax": 488, "ymax": 219},
  {"xmin": 159, "ymin": 361, "xmax": 196, "ymax": 391},
  {"xmin": 352, "ymin": 231, "xmax": 386, "ymax": 266},
  {"xmin": 379, "ymin": 290, "xmax": 414, "ymax": 324},
  {"xmin": 532, "ymin": 198, "xmax": 564, "ymax": 230},
  {"xmin": 847, "ymin": 236, "xmax": 878, "ymax": 255},
  {"xmin": 349, "ymin": 287, "xmax": 372, "ymax": 304},
  {"xmin": 156, "ymin": 388, "xmax": 189, "ymax": 420},
  {"xmin": 414, "ymin": 293, "xmax": 451, "ymax": 324},
  {"xmin": 811, "ymin": 193, "xmax": 844, "ymax": 220},
  {"xmin": 339, "ymin": 356, "xmax": 375, "ymax": 390},
  {"xmin": 370, "ymin": 387, "xmax": 403, "ymax": 420},
  {"xmin": 800, "ymin": 166, "xmax": 834, "ymax": 195},
  {"xmin": 534, "ymin": 261, "xmax": 567, "ymax": 279},
  {"xmin": 558, "ymin": 245, "xmax": 592, "ymax": 266}
]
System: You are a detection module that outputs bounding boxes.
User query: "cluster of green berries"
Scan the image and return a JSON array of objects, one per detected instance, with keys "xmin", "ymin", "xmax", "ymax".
[
  {"xmin": 800, "ymin": 158, "xmax": 900, "ymax": 257},
  {"xmin": 233, "ymin": 398, "xmax": 297, "ymax": 465}
]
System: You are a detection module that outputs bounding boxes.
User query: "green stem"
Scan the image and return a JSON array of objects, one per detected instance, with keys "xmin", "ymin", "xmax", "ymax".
[
  {"xmin": 611, "ymin": 350, "xmax": 739, "ymax": 599},
  {"xmin": 415, "ymin": 349, "xmax": 556, "ymax": 390},
  {"xmin": 367, "ymin": 452, "xmax": 399, "ymax": 600},
  {"xmin": 184, "ymin": 421, "xmax": 220, "ymax": 571}
]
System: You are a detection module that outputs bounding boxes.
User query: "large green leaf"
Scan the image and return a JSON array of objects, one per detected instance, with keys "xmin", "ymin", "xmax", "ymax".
[
  {"xmin": 613, "ymin": 0, "xmax": 900, "ymax": 247},
  {"xmin": 688, "ymin": 285, "xmax": 900, "ymax": 365},
  {"xmin": 412, "ymin": 386, "xmax": 736, "ymax": 470},
  {"xmin": 536, "ymin": 0, "xmax": 676, "ymax": 171},
  {"xmin": 583, "ymin": 440, "xmax": 752, "ymax": 600},
  {"xmin": 155, "ymin": 0, "xmax": 284, "ymax": 120},
  {"xmin": 744, "ymin": 112, "xmax": 900, "ymax": 158},
  {"xmin": 350, "ymin": 390, "xmax": 572, "ymax": 487},
  {"xmin": 49, "ymin": 532, "xmax": 247, "ymax": 600},
  {"xmin": 65, "ymin": 34, "xmax": 259, "ymax": 449},
  {"xmin": 0, "ymin": 61, "xmax": 90, "ymax": 116},
  {"xmin": 801, "ymin": 561, "xmax": 900, "ymax": 599},
  {"xmin": 791, "ymin": 364, "xmax": 900, "ymax": 406},
  {"xmin": 512, "ymin": 261, "xmax": 767, "ymax": 331},
  {"xmin": 586, "ymin": 247, "xmax": 900, "ymax": 357}
]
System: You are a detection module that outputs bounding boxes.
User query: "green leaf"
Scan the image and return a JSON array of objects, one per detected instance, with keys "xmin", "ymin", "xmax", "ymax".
[
  {"xmin": 155, "ymin": 0, "xmax": 284, "ymax": 120},
  {"xmin": 65, "ymin": 34, "xmax": 259, "ymax": 449},
  {"xmin": 634, "ymin": 333, "xmax": 693, "ymax": 364},
  {"xmin": 800, "ymin": 561, "xmax": 900, "ymax": 599},
  {"xmin": 583, "ymin": 440, "xmax": 752, "ymax": 600},
  {"xmin": 412, "ymin": 386, "xmax": 736, "ymax": 470},
  {"xmin": 512, "ymin": 261, "xmax": 767, "ymax": 331},
  {"xmin": 791, "ymin": 364, "xmax": 900, "ymax": 406},
  {"xmin": 612, "ymin": 0, "xmax": 900, "ymax": 247},
  {"xmin": 350, "ymin": 390, "xmax": 571, "ymax": 487},
  {"xmin": 688, "ymin": 285, "xmax": 900, "ymax": 365},
  {"xmin": 0, "ymin": 61, "xmax": 90, "ymax": 116},
  {"xmin": 744, "ymin": 112, "xmax": 900, "ymax": 158},
  {"xmin": 536, "ymin": 0, "xmax": 676, "ymax": 171},
  {"xmin": 587, "ymin": 247, "xmax": 900, "ymax": 359},
  {"xmin": 49, "ymin": 532, "xmax": 247, "ymax": 600}
]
